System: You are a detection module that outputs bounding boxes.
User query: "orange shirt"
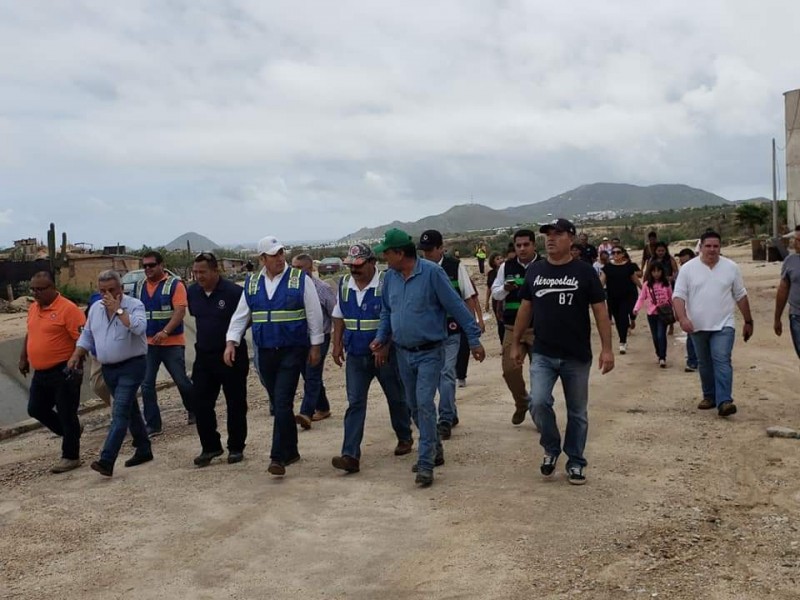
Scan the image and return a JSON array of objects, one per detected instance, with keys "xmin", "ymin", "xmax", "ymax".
[
  {"xmin": 26, "ymin": 294, "xmax": 86, "ymax": 370},
  {"xmin": 145, "ymin": 276, "xmax": 188, "ymax": 346}
]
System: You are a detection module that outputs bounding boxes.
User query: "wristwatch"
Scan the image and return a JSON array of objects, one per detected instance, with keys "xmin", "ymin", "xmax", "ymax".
[{"xmin": 116, "ymin": 307, "xmax": 124, "ymax": 316}]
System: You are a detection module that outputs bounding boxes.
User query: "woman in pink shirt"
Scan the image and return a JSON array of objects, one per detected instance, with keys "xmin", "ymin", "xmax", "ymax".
[{"xmin": 633, "ymin": 261, "xmax": 674, "ymax": 368}]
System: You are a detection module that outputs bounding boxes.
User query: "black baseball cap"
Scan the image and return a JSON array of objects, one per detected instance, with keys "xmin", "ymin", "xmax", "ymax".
[
  {"xmin": 539, "ymin": 218, "xmax": 577, "ymax": 236},
  {"xmin": 417, "ymin": 229, "xmax": 444, "ymax": 250}
]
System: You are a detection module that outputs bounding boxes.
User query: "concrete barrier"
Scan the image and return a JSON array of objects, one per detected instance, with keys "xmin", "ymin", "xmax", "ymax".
[{"xmin": 0, "ymin": 316, "xmax": 198, "ymax": 429}]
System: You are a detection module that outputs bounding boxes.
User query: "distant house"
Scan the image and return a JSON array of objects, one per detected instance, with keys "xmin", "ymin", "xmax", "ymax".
[{"xmin": 62, "ymin": 254, "xmax": 141, "ymax": 290}]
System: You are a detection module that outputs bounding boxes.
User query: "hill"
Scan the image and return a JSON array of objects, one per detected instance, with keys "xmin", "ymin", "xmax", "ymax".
[
  {"xmin": 340, "ymin": 183, "xmax": 730, "ymax": 241},
  {"xmin": 164, "ymin": 232, "xmax": 220, "ymax": 252}
]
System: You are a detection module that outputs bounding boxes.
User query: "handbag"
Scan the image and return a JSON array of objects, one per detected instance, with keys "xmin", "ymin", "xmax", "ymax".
[{"xmin": 649, "ymin": 285, "xmax": 676, "ymax": 325}]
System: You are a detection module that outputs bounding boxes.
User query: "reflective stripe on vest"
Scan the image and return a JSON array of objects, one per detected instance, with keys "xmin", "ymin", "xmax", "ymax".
[
  {"xmin": 251, "ymin": 309, "xmax": 307, "ymax": 323},
  {"xmin": 138, "ymin": 276, "xmax": 177, "ymax": 321},
  {"xmin": 247, "ymin": 267, "xmax": 303, "ymax": 297},
  {"xmin": 340, "ymin": 271, "xmax": 384, "ymax": 303},
  {"xmin": 343, "ymin": 318, "xmax": 380, "ymax": 331}
]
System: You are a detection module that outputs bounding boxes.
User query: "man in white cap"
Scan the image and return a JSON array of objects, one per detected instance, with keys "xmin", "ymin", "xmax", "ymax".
[{"xmin": 225, "ymin": 235, "xmax": 324, "ymax": 476}]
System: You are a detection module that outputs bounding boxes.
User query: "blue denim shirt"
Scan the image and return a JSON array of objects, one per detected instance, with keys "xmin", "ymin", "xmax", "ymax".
[{"xmin": 376, "ymin": 258, "xmax": 481, "ymax": 349}]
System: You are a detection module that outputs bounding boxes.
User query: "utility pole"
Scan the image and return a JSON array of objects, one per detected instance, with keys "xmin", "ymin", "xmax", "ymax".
[{"xmin": 773, "ymin": 137, "xmax": 779, "ymax": 239}]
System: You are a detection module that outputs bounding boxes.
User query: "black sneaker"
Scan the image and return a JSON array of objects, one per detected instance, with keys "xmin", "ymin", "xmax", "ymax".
[
  {"xmin": 567, "ymin": 465, "xmax": 587, "ymax": 486},
  {"xmin": 437, "ymin": 422, "xmax": 452, "ymax": 440},
  {"xmin": 415, "ymin": 470, "xmax": 434, "ymax": 487},
  {"xmin": 90, "ymin": 459, "xmax": 113, "ymax": 477},
  {"xmin": 685, "ymin": 365, "xmax": 698, "ymax": 373},
  {"xmin": 540, "ymin": 455, "xmax": 558, "ymax": 477},
  {"xmin": 411, "ymin": 447, "xmax": 445, "ymax": 472},
  {"xmin": 124, "ymin": 452, "xmax": 153, "ymax": 468},
  {"xmin": 194, "ymin": 449, "xmax": 224, "ymax": 467},
  {"xmin": 227, "ymin": 452, "xmax": 244, "ymax": 464}
]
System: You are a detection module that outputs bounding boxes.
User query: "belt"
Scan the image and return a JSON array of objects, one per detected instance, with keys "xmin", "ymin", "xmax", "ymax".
[
  {"xmin": 396, "ymin": 340, "xmax": 442, "ymax": 353},
  {"xmin": 104, "ymin": 355, "xmax": 146, "ymax": 369}
]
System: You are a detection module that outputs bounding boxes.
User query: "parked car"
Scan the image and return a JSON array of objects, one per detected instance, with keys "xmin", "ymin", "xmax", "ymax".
[
  {"xmin": 122, "ymin": 269, "xmax": 182, "ymax": 296},
  {"xmin": 317, "ymin": 257, "xmax": 344, "ymax": 276}
]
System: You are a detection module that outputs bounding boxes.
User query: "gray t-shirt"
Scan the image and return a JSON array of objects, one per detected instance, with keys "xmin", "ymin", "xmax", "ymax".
[{"xmin": 781, "ymin": 254, "xmax": 800, "ymax": 315}]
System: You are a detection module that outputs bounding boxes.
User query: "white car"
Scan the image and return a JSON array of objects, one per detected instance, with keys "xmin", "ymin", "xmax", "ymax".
[{"xmin": 122, "ymin": 269, "xmax": 182, "ymax": 296}]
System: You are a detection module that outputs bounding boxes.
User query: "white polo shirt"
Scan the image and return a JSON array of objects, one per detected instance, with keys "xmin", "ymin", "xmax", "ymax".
[{"xmin": 673, "ymin": 256, "xmax": 747, "ymax": 331}]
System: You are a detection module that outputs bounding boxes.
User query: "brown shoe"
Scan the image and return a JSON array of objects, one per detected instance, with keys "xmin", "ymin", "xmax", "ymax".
[
  {"xmin": 718, "ymin": 401, "xmax": 737, "ymax": 417},
  {"xmin": 697, "ymin": 398, "xmax": 715, "ymax": 410},
  {"xmin": 51, "ymin": 458, "xmax": 81, "ymax": 473},
  {"xmin": 295, "ymin": 414, "xmax": 312, "ymax": 430},
  {"xmin": 267, "ymin": 461, "xmax": 286, "ymax": 476},
  {"xmin": 312, "ymin": 410, "xmax": 331, "ymax": 422},
  {"xmin": 512, "ymin": 408, "xmax": 527, "ymax": 425},
  {"xmin": 331, "ymin": 455, "xmax": 360, "ymax": 473},
  {"xmin": 394, "ymin": 439, "xmax": 414, "ymax": 456}
]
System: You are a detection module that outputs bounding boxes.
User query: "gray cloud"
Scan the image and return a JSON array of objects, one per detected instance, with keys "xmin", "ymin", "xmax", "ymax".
[{"xmin": 1, "ymin": 0, "xmax": 798, "ymax": 247}]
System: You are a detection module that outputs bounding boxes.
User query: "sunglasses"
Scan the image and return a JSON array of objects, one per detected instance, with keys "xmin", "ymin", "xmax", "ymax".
[
  {"xmin": 195, "ymin": 252, "xmax": 216, "ymax": 261},
  {"xmin": 30, "ymin": 286, "xmax": 53, "ymax": 293},
  {"xmin": 142, "ymin": 263, "xmax": 159, "ymax": 268},
  {"xmin": 611, "ymin": 250, "xmax": 623, "ymax": 255}
]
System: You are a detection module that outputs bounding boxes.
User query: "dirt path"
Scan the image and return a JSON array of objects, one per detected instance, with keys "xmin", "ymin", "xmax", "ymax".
[{"xmin": 1, "ymin": 248, "xmax": 799, "ymax": 599}]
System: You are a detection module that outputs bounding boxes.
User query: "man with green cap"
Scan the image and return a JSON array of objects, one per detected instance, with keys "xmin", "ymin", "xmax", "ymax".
[{"xmin": 370, "ymin": 228, "xmax": 486, "ymax": 487}]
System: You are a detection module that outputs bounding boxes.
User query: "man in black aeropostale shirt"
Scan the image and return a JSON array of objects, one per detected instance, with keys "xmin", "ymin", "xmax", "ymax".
[
  {"xmin": 187, "ymin": 252, "xmax": 250, "ymax": 467},
  {"xmin": 511, "ymin": 218, "xmax": 614, "ymax": 486}
]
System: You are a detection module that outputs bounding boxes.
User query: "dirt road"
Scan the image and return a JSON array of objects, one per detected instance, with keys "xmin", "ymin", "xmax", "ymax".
[{"xmin": 1, "ymin": 247, "xmax": 799, "ymax": 599}]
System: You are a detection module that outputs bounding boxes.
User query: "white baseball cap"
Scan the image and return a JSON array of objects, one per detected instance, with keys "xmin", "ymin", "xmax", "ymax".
[{"xmin": 257, "ymin": 235, "xmax": 284, "ymax": 256}]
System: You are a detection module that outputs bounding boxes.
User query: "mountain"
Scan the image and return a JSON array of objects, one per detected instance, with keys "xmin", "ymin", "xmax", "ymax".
[
  {"xmin": 164, "ymin": 232, "xmax": 220, "ymax": 251},
  {"xmin": 340, "ymin": 183, "xmax": 731, "ymax": 241}
]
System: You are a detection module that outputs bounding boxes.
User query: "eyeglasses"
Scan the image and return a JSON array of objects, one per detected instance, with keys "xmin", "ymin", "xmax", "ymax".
[
  {"xmin": 142, "ymin": 263, "xmax": 158, "ymax": 268},
  {"xmin": 611, "ymin": 250, "xmax": 623, "ymax": 255}
]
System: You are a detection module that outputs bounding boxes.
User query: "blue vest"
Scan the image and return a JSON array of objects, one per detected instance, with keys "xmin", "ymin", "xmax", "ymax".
[
  {"xmin": 339, "ymin": 272, "xmax": 384, "ymax": 357},
  {"xmin": 245, "ymin": 268, "xmax": 308, "ymax": 348},
  {"xmin": 137, "ymin": 277, "xmax": 184, "ymax": 338}
]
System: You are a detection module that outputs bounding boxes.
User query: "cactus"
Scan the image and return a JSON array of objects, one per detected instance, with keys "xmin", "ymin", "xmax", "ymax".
[{"xmin": 47, "ymin": 223, "xmax": 68, "ymax": 285}]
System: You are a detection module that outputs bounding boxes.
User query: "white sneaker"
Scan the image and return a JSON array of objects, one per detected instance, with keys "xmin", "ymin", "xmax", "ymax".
[
  {"xmin": 659, "ymin": 359, "xmax": 666, "ymax": 368},
  {"xmin": 619, "ymin": 343, "xmax": 627, "ymax": 354},
  {"xmin": 457, "ymin": 379, "xmax": 466, "ymax": 388}
]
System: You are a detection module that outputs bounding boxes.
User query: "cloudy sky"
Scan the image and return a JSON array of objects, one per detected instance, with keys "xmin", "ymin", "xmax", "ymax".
[{"xmin": 1, "ymin": 1, "xmax": 799, "ymax": 248}]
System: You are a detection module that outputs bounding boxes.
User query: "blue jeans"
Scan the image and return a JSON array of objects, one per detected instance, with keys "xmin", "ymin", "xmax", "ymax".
[
  {"xmin": 690, "ymin": 327, "xmax": 735, "ymax": 406},
  {"xmin": 437, "ymin": 333, "xmax": 461, "ymax": 425},
  {"xmin": 790, "ymin": 315, "xmax": 800, "ymax": 359},
  {"xmin": 258, "ymin": 346, "xmax": 307, "ymax": 464},
  {"xmin": 100, "ymin": 356, "xmax": 151, "ymax": 465},
  {"xmin": 529, "ymin": 353, "xmax": 591, "ymax": 468},
  {"xmin": 396, "ymin": 345, "xmax": 444, "ymax": 472},
  {"xmin": 686, "ymin": 334, "xmax": 698, "ymax": 369},
  {"xmin": 646, "ymin": 315, "xmax": 668, "ymax": 361},
  {"xmin": 299, "ymin": 334, "xmax": 331, "ymax": 417},
  {"xmin": 341, "ymin": 351, "xmax": 412, "ymax": 459},
  {"xmin": 140, "ymin": 345, "xmax": 194, "ymax": 431}
]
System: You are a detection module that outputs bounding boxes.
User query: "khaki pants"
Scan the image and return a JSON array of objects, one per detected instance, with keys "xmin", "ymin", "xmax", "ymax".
[
  {"xmin": 88, "ymin": 354, "xmax": 112, "ymax": 406},
  {"xmin": 501, "ymin": 325, "xmax": 534, "ymax": 412}
]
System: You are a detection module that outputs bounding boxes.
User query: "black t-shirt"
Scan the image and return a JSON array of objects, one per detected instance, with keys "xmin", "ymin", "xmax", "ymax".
[
  {"xmin": 579, "ymin": 243, "xmax": 598, "ymax": 264},
  {"xmin": 519, "ymin": 259, "xmax": 605, "ymax": 362},
  {"xmin": 602, "ymin": 262, "xmax": 638, "ymax": 299}
]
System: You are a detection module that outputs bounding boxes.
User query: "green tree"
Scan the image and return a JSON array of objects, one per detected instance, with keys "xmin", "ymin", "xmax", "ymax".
[{"xmin": 734, "ymin": 203, "xmax": 769, "ymax": 236}]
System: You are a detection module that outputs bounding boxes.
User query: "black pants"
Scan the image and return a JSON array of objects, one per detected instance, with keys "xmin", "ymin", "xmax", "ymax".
[
  {"xmin": 258, "ymin": 346, "xmax": 308, "ymax": 464},
  {"xmin": 477, "ymin": 257, "xmax": 485, "ymax": 274},
  {"xmin": 607, "ymin": 296, "xmax": 634, "ymax": 343},
  {"xmin": 455, "ymin": 331, "xmax": 470, "ymax": 380},
  {"xmin": 192, "ymin": 348, "xmax": 249, "ymax": 453},
  {"xmin": 28, "ymin": 362, "xmax": 82, "ymax": 460}
]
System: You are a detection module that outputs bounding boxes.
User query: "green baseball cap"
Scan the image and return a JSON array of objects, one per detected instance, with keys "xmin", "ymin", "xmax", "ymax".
[{"xmin": 373, "ymin": 228, "xmax": 413, "ymax": 253}]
